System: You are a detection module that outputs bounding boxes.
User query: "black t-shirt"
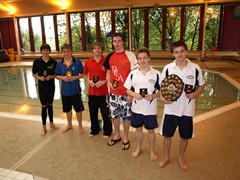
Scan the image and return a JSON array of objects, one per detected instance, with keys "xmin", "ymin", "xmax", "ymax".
[{"xmin": 32, "ymin": 57, "xmax": 57, "ymax": 88}]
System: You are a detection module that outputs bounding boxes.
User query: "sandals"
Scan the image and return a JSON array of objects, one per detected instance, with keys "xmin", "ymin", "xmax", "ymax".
[
  {"xmin": 122, "ymin": 140, "xmax": 130, "ymax": 150},
  {"xmin": 107, "ymin": 138, "xmax": 121, "ymax": 146}
]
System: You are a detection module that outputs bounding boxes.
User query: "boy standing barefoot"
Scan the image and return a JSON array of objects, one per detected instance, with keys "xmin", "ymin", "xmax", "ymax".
[
  {"xmin": 55, "ymin": 44, "xmax": 85, "ymax": 134},
  {"xmin": 124, "ymin": 48, "xmax": 160, "ymax": 160},
  {"xmin": 158, "ymin": 41, "xmax": 205, "ymax": 171}
]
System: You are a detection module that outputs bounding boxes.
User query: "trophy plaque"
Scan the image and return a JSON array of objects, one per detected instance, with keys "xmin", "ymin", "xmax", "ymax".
[
  {"xmin": 93, "ymin": 76, "xmax": 99, "ymax": 83},
  {"xmin": 43, "ymin": 70, "xmax": 48, "ymax": 77},
  {"xmin": 140, "ymin": 88, "xmax": 148, "ymax": 97},
  {"xmin": 184, "ymin": 84, "xmax": 194, "ymax": 94},
  {"xmin": 66, "ymin": 71, "xmax": 72, "ymax": 77},
  {"xmin": 112, "ymin": 80, "xmax": 119, "ymax": 88},
  {"xmin": 161, "ymin": 74, "xmax": 184, "ymax": 101}
]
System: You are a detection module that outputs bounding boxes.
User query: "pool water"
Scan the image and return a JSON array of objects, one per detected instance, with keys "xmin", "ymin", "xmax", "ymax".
[{"xmin": 0, "ymin": 66, "xmax": 239, "ymax": 120}]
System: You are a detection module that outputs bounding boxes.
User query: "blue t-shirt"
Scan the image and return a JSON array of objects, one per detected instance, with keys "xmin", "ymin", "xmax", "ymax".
[{"xmin": 54, "ymin": 56, "xmax": 84, "ymax": 96}]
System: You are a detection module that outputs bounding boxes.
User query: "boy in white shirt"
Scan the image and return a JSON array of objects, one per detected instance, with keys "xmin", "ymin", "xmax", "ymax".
[{"xmin": 124, "ymin": 47, "xmax": 161, "ymax": 161}]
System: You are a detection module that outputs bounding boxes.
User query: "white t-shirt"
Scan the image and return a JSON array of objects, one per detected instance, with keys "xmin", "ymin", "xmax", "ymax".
[
  {"xmin": 160, "ymin": 59, "xmax": 205, "ymax": 117},
  {"xmin": 124, "ymin": 66, "xmax": 161, "ymax": 115}
]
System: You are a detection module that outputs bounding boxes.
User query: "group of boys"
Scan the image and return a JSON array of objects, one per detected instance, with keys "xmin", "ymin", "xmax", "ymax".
[{"xmin": 32, "ymin": 33, "xmax": 205, "ymax": 171}]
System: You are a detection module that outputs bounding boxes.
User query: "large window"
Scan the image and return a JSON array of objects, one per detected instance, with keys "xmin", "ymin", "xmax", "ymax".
[
  {"xmin": 70, "ymin": 13, "xmax": 82, "ymax": 51},
  {"xmin": 100, "ymin": 11, "xmax": 112, "ymax": 51},
  {"xmin": 185, "ymin": 6, "xmax": 200, "ymax": 50},
  {"xmin": 149, "ymin": 8, "xmax": 163, "ymax": 50},
  {"xmin": 44, "ymin": 15, "xmax": 56, "ymax": 52},
  {"xmin": 85, "ymin": 12, "xmax": 96, "ymax": 51},
  {"xmin": 57, "ymin": 14, "xmax": 67, "ymax": 50},
  {"xmin": 115, "ymin": 10, "xmax": 128, "ymax": 49},
  {"xmin": 166, "ymin": 7, "xmax": 181, "ymax": 49},
  {"xmin": 31, "ymin": 17, "xmax": 42, "ymax": 52},
  {"xmin": 205, "ymin": 5, "xmax": 221, "ymax": 50},
  {"xmin": 19, "ymin": 18, "xmax": 30, "ymax": 52},
  {"xmin": 131, "ymin": 9, "xmax": 144, "ymax": 51}
]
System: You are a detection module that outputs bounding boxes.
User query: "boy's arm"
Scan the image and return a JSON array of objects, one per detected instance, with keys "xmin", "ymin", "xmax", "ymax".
[
  {"xmin": 186, "ymin": 84, "xmax": 205, "ymax": 100},
  {"xmin": 126, "ymin": 89, "xmax": 142, "ymax": 100}
]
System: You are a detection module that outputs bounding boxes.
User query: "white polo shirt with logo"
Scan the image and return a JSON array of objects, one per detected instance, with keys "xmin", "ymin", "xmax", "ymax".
[
  {"xmin": 160, "ymin": 59, "xmax": 205, "ymax": 117},
  {"xmin": 124, "ymin": 66, "xmax": 161, "ymax": 115}
]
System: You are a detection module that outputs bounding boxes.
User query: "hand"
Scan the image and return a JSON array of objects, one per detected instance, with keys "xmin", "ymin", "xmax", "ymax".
[
  {"xmin": 62, "ymin": 76, "xmax": 70, "ymax": 82},
  {"xmin": 144, "ymin": 94, "xmax": 153, "ymax": 101},
  {"xmin": 160, "ymin": 95, "xmax": 173, "ymax": 104},
  {"xmin": 134, "ymin": 93, "xmax": 143, "ymax": 100},
  {"xmin": 89, "ymin": 81, "xmax": 95, "ymax": 87},
  {"xmin": 126, "ymin": 95, "xmax": 133, "ymax": 104},
  {"xmin": 39, "ymin": 76, "xmax": 45, "ymax": 81},
  {"xmin": 186, "ymin": 92, "xmax": 195, "ymax": 100},
  {"xmin": 95, "ymin": 80, "xmax": 104, "ymax": 88}
]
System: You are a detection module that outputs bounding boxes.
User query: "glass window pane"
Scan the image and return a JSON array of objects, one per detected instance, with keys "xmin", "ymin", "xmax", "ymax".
[
  {"xmin": 31, "ymin": 16, "xmax": 42, "ymax": 52},
  {"xmin": 100, "ymin": 11, "xmax": 112, "ymax": 51},
  {"xmin": 185, "ymin": 6, "xmax": 200, "ymax": 50},
  {"xmin": 85, "ymin": 12, "xmax": 96, "ymax": 51},
  {"xmin": 205, "ymin": 5, "xmax": 221, "ymax": 50},
  {"xmin": 131, "ymin": 9, "xmax": 144, "ymax": 51},
  {"xmin": 166, "ymin": 7, "xmax": 181, "ymax": 50},
  {"xmin": 115, "ymin": 10, "xmax": 128, "ymax": 49},
  {"xmin": 44, "ymin": 15, "xmax": 56, "ymax": 52},
  {"xmin": 57, "ymin": 14, "xmax": 67, "ymax": 50},
  {"xmin": 149, "ymin": 8, "xmax": 163, "ymax": 50},
  {"xmin": 19, "ymin": 18, "xmax": 30, "ymax": 52},
  {"xmin": 70, "ymin": 13, "xmax": 82, "ymax": 51}
]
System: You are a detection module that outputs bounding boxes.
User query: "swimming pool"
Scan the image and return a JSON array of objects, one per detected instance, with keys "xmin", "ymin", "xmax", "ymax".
[{"xmin": 0, "ymin": 66, "xmax": 239, "ymax": 120}]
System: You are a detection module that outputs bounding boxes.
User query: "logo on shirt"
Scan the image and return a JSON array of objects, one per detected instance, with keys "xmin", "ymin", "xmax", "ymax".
[
  {"xmin": 112, "ymin": 66, "xmax": 123, "ymax": 82},
  {"xmin": 187, "ymin": 75, "xmax": 194, "ymax": 79},
  {"xmin": 149, "ymin": 79, "xmax": 155, "ymax": 84}
]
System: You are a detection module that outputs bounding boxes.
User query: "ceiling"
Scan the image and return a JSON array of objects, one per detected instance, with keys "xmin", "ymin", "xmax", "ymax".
[{"xmin": 0, "ymin": 0, "xmax": 239, "ymax": 18}]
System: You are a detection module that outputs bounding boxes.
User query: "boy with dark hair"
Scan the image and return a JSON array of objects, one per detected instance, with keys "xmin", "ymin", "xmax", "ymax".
[
  {"xmin": 103, "ymin": 32, "xmax": 138, "ymax": 150},
  {"xmin": 83, "ymin": 42, "xmax": 112, "ymax": 138},
  {"xmin": 158, "ymin": 41, "xmax": 205, "ymax": 171},
  {"xmin": 124, "ymin": 47, "xmax": 160, "ymax": 160},
  {"xmin": 32, "ymin": 43, "xmax": 59, "ymax": 136},
  {"xmin": 54, "ymin": 43, "xmax": 85, "ymax": 134}
]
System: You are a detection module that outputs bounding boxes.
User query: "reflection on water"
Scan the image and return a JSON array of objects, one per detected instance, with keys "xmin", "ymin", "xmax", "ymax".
[{"xmin": 0, "ymin": 66, "xmax": 239, "ymax": 116}]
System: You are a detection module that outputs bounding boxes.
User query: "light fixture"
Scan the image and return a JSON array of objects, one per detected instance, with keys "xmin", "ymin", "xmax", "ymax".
[
  {"xmin": 58, "ymin": 0, "xmax": 68, "ymax": 11},
  {"xmin": 0, "ymin": 3, "xmax": 15, "ymax": 16}
]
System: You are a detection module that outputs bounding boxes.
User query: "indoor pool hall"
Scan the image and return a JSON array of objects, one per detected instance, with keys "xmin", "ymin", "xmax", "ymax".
[{"xmin": 0, "ymin": 0, "xmax": 240, "ymax": 179}]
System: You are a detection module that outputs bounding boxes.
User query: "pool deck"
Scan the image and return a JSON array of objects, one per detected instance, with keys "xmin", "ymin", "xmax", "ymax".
[{"xmin": 0, "ymin": 59, "xmax": 240, "ymax": 180}]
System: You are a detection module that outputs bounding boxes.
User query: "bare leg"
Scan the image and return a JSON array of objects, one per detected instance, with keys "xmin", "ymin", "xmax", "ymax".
[
  {"xmin": 112, "ymin": 118, "xmax": 121, "ymax": 139},
  {"xmin": 50, "ymin": 122, "xmax": 60, "ymax": 130},
  {"xmin": 41, "ymin": 125, "xmax": 47, "ymax": 136},
  {"xmin": 76, "ymin": 111, "xmax": 85, "ymax": 134},
  {"xmin": 132, "ymin": 127, "xmax": 143, "ymax": 158},
  {"xmin": 122, "ymin": 121, "xmax": 130, "ymax": 149},
  {"xmin": 178, "ymin": 138, "xmax": 188, "ymax": 171},
  {"xmin": 158, "ymin": 137, "xmax": 171, "ymax": 168},
  {"xmin": 148, "ymin": 130, "xmax": 157, "ymax": 161},
  {"xmin": 62, "ymin": 111, "xmax": 73, "ymax": 133}
]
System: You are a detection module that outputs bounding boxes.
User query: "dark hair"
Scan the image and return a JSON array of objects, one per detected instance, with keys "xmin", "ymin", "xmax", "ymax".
[
  {"xmin": 92, "ymin": 42, "xmax": 104, "ymax": 51},
  {"xmin": 61, "ymin": 43, "xmax": 72, "ymax": 51},
  {"xmin": 112, "ymin": 32, "xmax": 124, "ymax": 42},
  {"xmin": 40, "ymin": 43, "xmax": 51, "ymax": 52},
  {"xmin": 171, "ymin": 41, "xmax": 188, "ymax": 53},
  {"xmin": 136, "ymin": 47, "xmax": 150, "ymax": 58}
]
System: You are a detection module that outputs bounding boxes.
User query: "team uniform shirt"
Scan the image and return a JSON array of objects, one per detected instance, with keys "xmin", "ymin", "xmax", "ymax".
[
  {"xmin": 103, "ymin": 50, "xmax": 138, "ymax": 96},
  {"xmin": 54, "ymin": 56, "xmax": 83, "ymax": 96},
  {"xmin": 83, "ymin": 56, "xmax": 108, "ymax": 96},
  {"xmin": 160, "ymin": 59, "xmax": 205, "ymax": 117},
  {"xmin": 124, "ymin": 66, "xmax": 161, "ymax": 115},
  {"xmin": 32, "ymin": 57, "xmax": 57, "ymax": 91}
]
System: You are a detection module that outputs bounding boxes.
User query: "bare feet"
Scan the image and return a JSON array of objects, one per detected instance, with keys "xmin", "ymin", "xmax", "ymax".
[
  {"xmin": 102, "ymin": 135, "xmax": 110, "ymax": 140},
  {"xmin": 131, "ymin": 149, "xmax": 141, "ymax": 158},
  {"xmin": 150, "ymin": 151, "xmax": 158, "ymax": 161},
  {"xmin": 50, "ymin": 123, "xmax": 60, "ymax": 130},
  {"xmin": 61, "ymin": 126, "xmax": 73, "ymax": 133},
  {"xmin": 178, "ymin": 157, "xmax": 188, "ymax": 171},
  {"xmin": 79, "ymin": 128, "xmax": 85, "ymax": 134},
  {"xmin": 41, "ymin": 126, "xmax": 47, "ymax": 136},
  {"xmin": 158, "ymin": 157, "xmax": 169, "ymax": 168}
]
